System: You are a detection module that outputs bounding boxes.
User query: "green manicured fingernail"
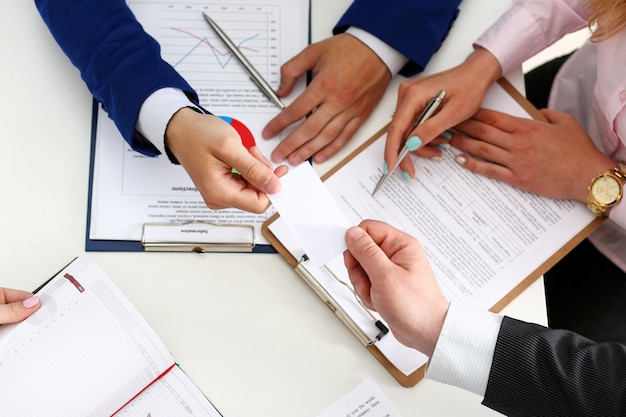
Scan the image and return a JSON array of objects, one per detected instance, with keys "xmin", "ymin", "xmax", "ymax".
[
  {"xmin": 405, "ymin": 136, "xmax": 422, "ymax": 151},
  {"xmin": 402, "ymin": 171, "xmax": 412, "ymax": 182}
]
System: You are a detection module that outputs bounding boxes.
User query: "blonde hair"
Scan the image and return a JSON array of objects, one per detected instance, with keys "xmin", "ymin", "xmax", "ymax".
[{"xmin": 586, "ymin": 0, "xmax": 626, "ymax": 41}]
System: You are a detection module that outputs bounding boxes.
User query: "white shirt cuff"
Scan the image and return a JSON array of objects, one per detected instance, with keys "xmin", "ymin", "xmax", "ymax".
[
  {"xmin": 345, "ymin": 27, "xmax": 409, "ymax": 76},
  {"xmin": 136, "ymin": 87, "xmax": 200, "ymax": 155},
  {"xmin": 425, "ymin": 301, "xmax": 503, "ymax": 396}
]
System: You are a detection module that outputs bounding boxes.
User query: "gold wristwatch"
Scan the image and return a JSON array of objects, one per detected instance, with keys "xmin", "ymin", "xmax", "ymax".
[{"xmin": 587, "ymin": 163, "xmax": 626, "ymax": 217}]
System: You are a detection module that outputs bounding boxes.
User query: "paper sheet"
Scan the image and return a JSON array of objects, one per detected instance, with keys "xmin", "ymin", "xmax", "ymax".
[
  {"xmin": 88, "ymin": 0, "xmax": 309, "ymax": 246},
  {"xmin": 0, "ymin": 258, "xmax": 221, "ymax": 416},
  {"xmin": 267, "ymin": 82, "xmax": 596, "ymax": 376},
  {"xmin": 316, "ymin": 379, "xmax": 403, "ymax": 417},
  {"xmin": 268, "ymin": 163, "xmax": 352, "ymax": 267}
]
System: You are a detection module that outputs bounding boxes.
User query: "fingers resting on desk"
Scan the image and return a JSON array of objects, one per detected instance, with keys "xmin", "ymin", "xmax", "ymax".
[{"xmin": 263, "ymin": 33, "xmax": 392, "ymax": 165}]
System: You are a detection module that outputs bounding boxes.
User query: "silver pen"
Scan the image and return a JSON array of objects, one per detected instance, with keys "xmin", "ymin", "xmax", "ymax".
[
  {"xmin": 371, "ymin": 90, "xmax": 446, "ymax": 196},
  {"xmin": 202, "ymin": 12, "xmax": 285, "ymax": 110}
]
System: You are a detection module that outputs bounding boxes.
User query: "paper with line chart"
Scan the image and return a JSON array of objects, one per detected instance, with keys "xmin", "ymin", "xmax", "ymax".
[{"xmin": 87, "ymin": 1, "xmax": 308, "ymax": 249}]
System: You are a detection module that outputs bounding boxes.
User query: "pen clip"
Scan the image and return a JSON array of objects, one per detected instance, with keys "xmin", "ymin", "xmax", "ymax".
[{"xmin": 413, "ymin": 91, "xmax": 444, "ymax": 127}]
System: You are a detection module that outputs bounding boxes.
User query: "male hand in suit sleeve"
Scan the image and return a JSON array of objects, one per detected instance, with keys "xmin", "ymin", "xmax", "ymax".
[
  {"xmin": 343, "ymin": 219, "xmax": 450, "ymax": 358},
  {"xmin": 35, "ymin": 0, "xmax": 287, "ymax": 213},
  {"xmin": 344, "ymin": 219, "xmax": 626, "ymax": 416},
  {"xmin": 262, "ymin": 0, "xmax": 461, "ymax": 166}
]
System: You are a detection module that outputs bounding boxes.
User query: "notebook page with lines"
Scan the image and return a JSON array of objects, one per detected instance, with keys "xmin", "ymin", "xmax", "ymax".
[{"xmin": 0, "ymin": 257, "xmax": 221, "ymax": 417}]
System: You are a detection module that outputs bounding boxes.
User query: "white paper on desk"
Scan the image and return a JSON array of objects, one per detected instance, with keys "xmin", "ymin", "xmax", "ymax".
[
  {"xmin": 88, "ymin": 0, "xmax": 309, "ymax": 246},
  {"xmin": 316, "ymin": 379, "xmax": 403, "ymax": 417},
  {"xmin": 267, "ymin": 82, "xmax": 595, "ymax": 378},
  {"xmin": 267, "ymin": 218, "xmax": 428, "ymax": 376},
  {"xmin": 268, "ymin": 162, "xmax": 353, "ymax": 267},
  {"xmin": 322, "ymin": 82, "xmax": 595, "ymax": 310},
  {"xmin": 0, "ymin": 257, "xmax": 221, "ymax": 416}
]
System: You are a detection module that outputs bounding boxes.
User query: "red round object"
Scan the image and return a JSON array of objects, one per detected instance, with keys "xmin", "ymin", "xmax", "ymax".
[{"xmin": 219, "ymin": 116, "xmax": 255, "ymax": 149}]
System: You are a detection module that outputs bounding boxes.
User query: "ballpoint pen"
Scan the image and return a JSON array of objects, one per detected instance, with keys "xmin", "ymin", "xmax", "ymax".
[
  {"xmin": 202, "ymin": 12, "xmax": 286, "ymax": 110},
  {"xmin": 371, "ymin": 90, "xmax": 446, "ymax": 196}
]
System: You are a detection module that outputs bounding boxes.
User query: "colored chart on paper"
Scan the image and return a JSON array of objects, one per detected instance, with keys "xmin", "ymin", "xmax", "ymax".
[
  {"xmin": 155, "ymin": 3, "xmax": 281, "ymax": 89},
  {"xmin": 219, "ymin": 116, "xmax": 255, "ymax": 149}
]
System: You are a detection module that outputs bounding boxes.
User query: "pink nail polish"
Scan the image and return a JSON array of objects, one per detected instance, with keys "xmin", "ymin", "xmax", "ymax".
[{"xmin": 22, "ymin": 295, "xmax": 40, "ymax": 309}]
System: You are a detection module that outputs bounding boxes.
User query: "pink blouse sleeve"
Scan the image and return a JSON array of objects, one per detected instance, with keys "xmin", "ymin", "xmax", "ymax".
[{"xmin": 473, "ymin": 0, "xmax": 588, "ymax": 75}]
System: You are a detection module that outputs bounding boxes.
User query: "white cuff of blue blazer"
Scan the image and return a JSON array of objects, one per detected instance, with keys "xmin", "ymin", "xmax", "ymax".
[
  {"xmin": 346, "ymin": 26, "xmax": 409, "ymax": 76},
  {"xmin": 426, "ymin": 301, "xmax": 503, "ymax": 397},
  {"xmin": 136, "ymin": 87, "xmax": 201, "ymax": 156}
]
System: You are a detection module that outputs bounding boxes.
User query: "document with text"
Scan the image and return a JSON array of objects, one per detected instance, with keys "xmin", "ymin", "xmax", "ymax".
[
  {"xmin": 264, "ymin": 81, "xmax": 599, "ymax": 385},
  {"xmin": 316, "ymin": 379, "xmax": 403, "ymax": 417},
  {"xmin": 87, "ymin": 0, "xmax": 309, "ymax": 251}
]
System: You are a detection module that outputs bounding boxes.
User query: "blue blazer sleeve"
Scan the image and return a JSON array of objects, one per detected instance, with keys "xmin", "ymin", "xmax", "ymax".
[
  {"xmin": 35, "ymin": 0, "xmax": 200, "ymax": 157},
  {"xmin": 483, "ymin": 317, "xmax": 626, "ymax": 416},
  {"xmin": 334, "ymin": 0, "xmax": 461, "ymax": 77}
]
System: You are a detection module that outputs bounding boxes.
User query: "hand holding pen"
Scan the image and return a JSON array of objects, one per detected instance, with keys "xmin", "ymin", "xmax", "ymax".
[
  {"xmin": 372, "ymin": 90, "xmax": 446, "ymax": 195},
  {"xmin": 380, "ymin": 48, "xmax": 502, "ymax": 189}
]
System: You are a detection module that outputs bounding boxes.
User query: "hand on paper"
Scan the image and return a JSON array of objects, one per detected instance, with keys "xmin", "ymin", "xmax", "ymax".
[
  {"xmin": 385, "ymin": 47, "xmax": 501, "ymax": 178},
  {"xmin": 450, "ymin": 108, "xmax": 616, "ymax": 202},
  {"xmin": 343, "ymin": 220, "xmax": 449, "ymax": 357},
  {"xmin": 166, "ymin": 108, "xmax": 288, "ymax": 213},
  {"xmin": 262, "ymin": 33, "xmax": 391, "ymax": 165},
  {"xmin": 0, "ymin": 288, "xmax": 40, "ymax": 324}
]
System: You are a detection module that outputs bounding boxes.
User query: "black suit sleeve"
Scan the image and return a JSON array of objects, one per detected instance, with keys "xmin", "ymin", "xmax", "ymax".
[{"xmin": 483, "ymin": 316, "xmax": 626, "ymax": 416}]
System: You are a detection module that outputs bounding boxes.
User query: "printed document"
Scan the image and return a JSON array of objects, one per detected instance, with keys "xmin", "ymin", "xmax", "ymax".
[
  {"xmin": 88, "ymin": 0, "xmax": 308, "ymax": 246},
  {"xmin": 267, "ymin": 82, "xmax": 596, "ymax": 376},
  {"xmin": 316, "ymin": 379, "xmax": 403, "ymax": 417}
]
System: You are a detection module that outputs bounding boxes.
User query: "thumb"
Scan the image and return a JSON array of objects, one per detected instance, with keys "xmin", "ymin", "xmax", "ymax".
[
  {"xmin": 0, "ymin": 295, "xmax": 40, "ymax": 325},
  {"xmin": 539, "ymin": 108, "xmax": 567, "ymax": 124},
  {"xmin": 345, "ymin": 226, "xmax": 394, "ymax": 282},
  {"xmin": 231, "ymin": 147, "xmax": 282, "ymax": 195}
]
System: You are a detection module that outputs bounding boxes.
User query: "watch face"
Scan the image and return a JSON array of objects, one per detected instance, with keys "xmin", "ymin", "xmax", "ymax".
[{"xmin": 592, "ymin": 175, "xmax": 621, "ymax": 204}]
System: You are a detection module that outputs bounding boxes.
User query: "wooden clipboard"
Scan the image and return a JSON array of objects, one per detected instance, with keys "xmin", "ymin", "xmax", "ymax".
[{"xmin": 262, "ymin": 78, "xmax": 604, "ymax": 387}]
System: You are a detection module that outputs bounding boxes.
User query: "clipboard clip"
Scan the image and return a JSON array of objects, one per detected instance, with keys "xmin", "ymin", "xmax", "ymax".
[
  {"xmin": 295, "ymin": 255, "xmax": 389, "ymax": 345},
  {"xmin": 141, "ymin": 221, "xmax": 255, "ymax": 253}
]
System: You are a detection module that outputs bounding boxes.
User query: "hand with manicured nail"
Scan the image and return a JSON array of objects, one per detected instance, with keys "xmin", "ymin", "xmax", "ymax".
[{"xmin": 0, "ymin": 288, "xmax": 41, "ymax": 324}]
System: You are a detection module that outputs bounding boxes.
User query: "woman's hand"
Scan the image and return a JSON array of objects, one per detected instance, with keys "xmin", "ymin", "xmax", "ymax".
[
  {"xmin": 0, "ymin": 288, "xmax": 40, "ymax": 324},
  {"xmin": 385, "ymin": 48, "xmax": 502, "ymax": 179},
  {"xmin": 450, "ymin": 108, "xmax": 615, "ymax": 201}
]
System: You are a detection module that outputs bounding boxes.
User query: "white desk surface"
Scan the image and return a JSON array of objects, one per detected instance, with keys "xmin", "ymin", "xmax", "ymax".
[{"xmin": 0, "ymin": 0, "xmax": 547, "ymax": 416}]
